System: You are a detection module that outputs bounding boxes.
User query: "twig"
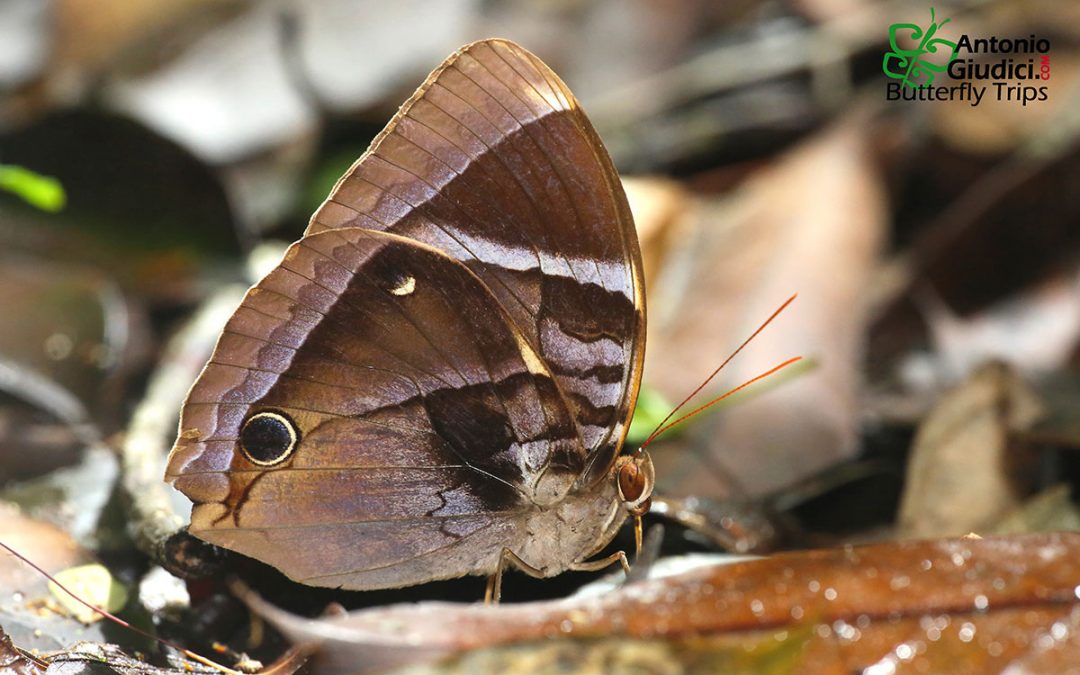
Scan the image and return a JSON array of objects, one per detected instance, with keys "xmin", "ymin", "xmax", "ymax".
[{"xmin": 121, "ymin": 286, "xmax": 247, "ymax": 563}]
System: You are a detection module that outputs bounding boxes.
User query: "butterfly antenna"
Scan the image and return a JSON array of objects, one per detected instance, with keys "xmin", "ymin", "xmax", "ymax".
[
  {"xmin": 0, "ymin": 540, "xmax": 243, "ymax": 675},
  {"xmin": 645, "ymin": 356, "xmax": 802, "ymax": 444},
  {"xmin": 640, "ymin": 293, "xmax": 798, "ymax": 450}
]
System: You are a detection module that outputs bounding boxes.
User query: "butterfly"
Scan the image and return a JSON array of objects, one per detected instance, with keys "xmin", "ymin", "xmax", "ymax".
[{"xmin": 165, "ymin": 39, "xmax": 651, "ymax": 602}]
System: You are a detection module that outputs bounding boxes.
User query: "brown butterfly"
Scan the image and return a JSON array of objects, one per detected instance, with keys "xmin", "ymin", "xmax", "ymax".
[{"xmin": 165, "ymin": 38, "xmax": 652, "ymax": 602}]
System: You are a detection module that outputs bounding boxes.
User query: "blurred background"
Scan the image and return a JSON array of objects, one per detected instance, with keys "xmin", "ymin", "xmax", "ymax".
[{"xmin": 0, "ymin": 0, "xmax": 1079, "ymax": 661}]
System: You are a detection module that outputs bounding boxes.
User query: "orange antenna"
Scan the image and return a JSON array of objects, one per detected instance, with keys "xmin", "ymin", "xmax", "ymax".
[
  {"xmin": 641, "ymin": 357, "xmax": 802, "ymax": 447},
  {"xmin": 0, "ymin": 540, "xmax": 243, "ymax": 675},
  {"xmin": 640, "ymin": 293, "xmax": 799, "ymax": 450}
]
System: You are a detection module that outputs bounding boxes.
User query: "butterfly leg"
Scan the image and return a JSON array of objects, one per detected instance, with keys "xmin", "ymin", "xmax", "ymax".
[
  {"xmin": 568, "ymin": 550, "xmax": 631, "ymax": 576},
  {"xmin": 485, "ymin": 547, "xmax": 546, "ymax": 605},
  {"xmin": 569, "ymin": 516, "xmax": 643, "ymax": 576},
  {"xmin": 634, "ymin": 514, "xmax": 643, "ymax": 556}
]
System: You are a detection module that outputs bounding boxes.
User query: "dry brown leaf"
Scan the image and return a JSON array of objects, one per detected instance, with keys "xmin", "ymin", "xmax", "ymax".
[
  {"xmin": 239, "ymin": 533, "xmax": 1080, "ymax": 675},
  {"xmin": 0, "ymin": 626, "xmax": 44, "ymax": 675},
  {"xmin": 899, "ymin": 362, "xmax": 1045, "ymax": 539},
  {"xmin": 991, "ymin": 485, "xmax": 1080, "ymax": 536},
  {"xmin": 622, "ymin": 176, "xmax": 694, "ymax": 298},
  {"xmin": 645, "ymin": 114, "xmax": 887, "ymax": 497},
  {"xmin": 0, "ymin": 505, "xmax": 88, "ymax": 594}
]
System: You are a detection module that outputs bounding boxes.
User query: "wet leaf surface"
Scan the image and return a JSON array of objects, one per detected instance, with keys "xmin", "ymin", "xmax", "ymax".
[{"xmin": 239, "ymin": 533, "xmax": 1080, "ymax": 674}]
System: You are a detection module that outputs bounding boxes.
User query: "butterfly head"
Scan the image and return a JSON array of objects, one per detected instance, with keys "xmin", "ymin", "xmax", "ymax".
[{"xmin": 614, "ymin": 450, "xmax": 654, "ymax": 517}]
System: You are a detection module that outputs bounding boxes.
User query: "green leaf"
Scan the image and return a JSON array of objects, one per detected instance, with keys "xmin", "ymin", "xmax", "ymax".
[
  {"xmin": 627, "ymin": 385, "xmax": 676, "ymax": 445},
  {"xmin": 0, "ymin": 164, "xmax": 66, "ymax": 212}
]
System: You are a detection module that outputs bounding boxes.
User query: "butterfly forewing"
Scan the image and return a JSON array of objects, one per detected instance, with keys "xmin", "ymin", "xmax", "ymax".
[{"xmin": 308, "ymin": 39, "xmax": 645, "ymax": 481}]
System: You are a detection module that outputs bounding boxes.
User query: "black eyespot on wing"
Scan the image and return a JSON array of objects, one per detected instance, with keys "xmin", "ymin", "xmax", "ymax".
[{"xmin": 239, "ymin": 411, "xmax": 299, "ymax": 466}]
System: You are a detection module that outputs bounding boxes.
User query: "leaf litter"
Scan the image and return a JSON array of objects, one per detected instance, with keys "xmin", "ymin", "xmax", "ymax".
[{"xmin": 0, "ymin": 1, "xmax": 1078, "ymax": 673}]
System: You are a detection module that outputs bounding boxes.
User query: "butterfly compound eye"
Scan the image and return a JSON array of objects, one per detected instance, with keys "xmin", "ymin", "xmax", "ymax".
[
  {"xmin": 616, "ymin": 451, "xmax": 655, "ymax": 516},
  {"xmin": 617, "ymin": 461, "xmax": 645, "ymax": 502},
  {"xmin": 239, "ymin": 411, "xmax": 299, "ymax": 466}
]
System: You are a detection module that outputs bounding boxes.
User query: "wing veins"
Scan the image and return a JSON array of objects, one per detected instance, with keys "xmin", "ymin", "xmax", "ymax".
[
  {"xmin": 456, "ymin": 52, "xmax": 605, "ymax": 290},
  {"xmin": 278, "ymin": 252, "xmax": 467, "ymax": 390}
]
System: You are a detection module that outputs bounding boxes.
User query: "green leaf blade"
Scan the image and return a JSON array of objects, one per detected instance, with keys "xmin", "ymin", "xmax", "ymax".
[{"xmin": 0, "ymin": 164, "xmax": 67, "ymax": 212}]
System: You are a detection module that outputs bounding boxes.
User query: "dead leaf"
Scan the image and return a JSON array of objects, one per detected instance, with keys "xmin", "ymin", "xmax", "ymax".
[
  {"xmin": 0, "ymin": 626, "xmax": 44, "ymax": 675},
  {"xmin": 0, "ymin": 506, "xmax": 108, "ymax": 653},
  {"xmin": 644, "ymin": 114, "xmax": 887, "ymax": 498},
  {"xmin": 239, "ymin": 533, "xmax": 1080, "ymax": 675},
  {"xmin": 39, "ymin": 640, "xmax": 214, "ymax": 675},
  {"xmin": 47, "ymin": 0, "xmax": 226, "ymax": 101},
  {"xmin": 0, "ymin": 505, "xmax": 88, "ymax": 594},
  {"xmin": 106, "ymin": 0, "xmax": 477, "ymax": 164},
  {"xmin": 0, "ymin": 1, "xmax": 48, "ymax": 91},
  {"xmin": 899, "ymin": 361, "xmax": 1045, "ymax": 538},
  {"xmin": 622, "ymin": 176, "xmax": 693, "ymax": 299},
  {"xmin": 991, "ymin": 484, "xmax": 1080, "ymax": 536},
  {"xmin": 400, "ymin": 607, "xmax": 1080, "ymax": 674}
]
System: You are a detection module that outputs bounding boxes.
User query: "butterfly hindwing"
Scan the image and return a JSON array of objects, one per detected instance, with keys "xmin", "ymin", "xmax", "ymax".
[{"xmin": 166, "ymin": 228, "xmax": 586, "ymax": 588}]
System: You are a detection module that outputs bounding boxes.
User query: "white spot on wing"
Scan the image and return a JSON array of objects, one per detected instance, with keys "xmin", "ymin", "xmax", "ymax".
[
  {"xmin": 389, "ymin": 275, "xmax": 416, "ymax": 296},
  {"xmin": 516, "ymin": 333, "xmax": 547, "ymax": 376}
]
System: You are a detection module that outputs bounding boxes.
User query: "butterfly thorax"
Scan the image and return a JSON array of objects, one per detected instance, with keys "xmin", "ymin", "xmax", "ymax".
[
  {"xmin": 512, "ymin": 471, "xmax": 625, "ymax": 576},
  {"xmin": 510, "ymin": 450, "xmax": 653, "ymax": 576}
]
